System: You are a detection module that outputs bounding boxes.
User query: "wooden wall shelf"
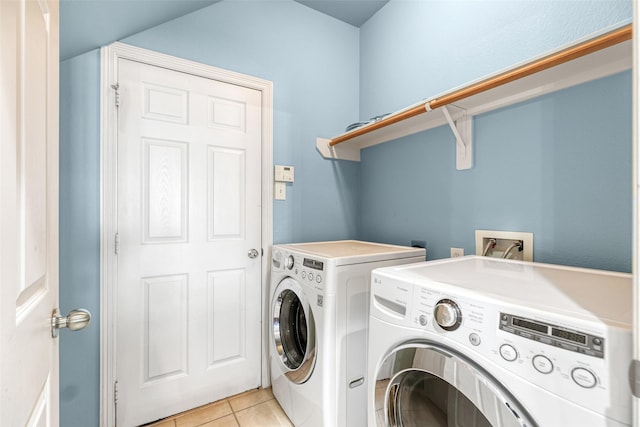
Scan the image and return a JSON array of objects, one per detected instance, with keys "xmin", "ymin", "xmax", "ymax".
[{"xmin": 316, "ymin": 24, "xmax": 632, "ymax": 169}]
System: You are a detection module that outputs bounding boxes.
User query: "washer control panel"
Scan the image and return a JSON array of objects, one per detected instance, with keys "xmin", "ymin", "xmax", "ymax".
[
  {"xmin": 370, "ymin": 271, "xmax": 631, "ymax": 421},
  {"xmin": 273, "ymin": 249, "xmax": 325, "ymax": 289},
  {"xmin": 499, "ymin": 312, "xmax": 604, "ymax": 359}
]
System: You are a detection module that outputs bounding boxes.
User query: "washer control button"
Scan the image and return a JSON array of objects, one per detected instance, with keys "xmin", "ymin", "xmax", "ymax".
[
  {"xmin": 532, "ymin": 355, "xmax": 553, "ymax": 374},
  {"xmin": 419, "ymin": 315, "xmax": 428, "ymax": 326},
  {"xmin": 469, "ymin": 333, "xmax": 481, "ymax": 346},
  {"xmin": 316, "ymin": 275, "xmax": 322, "ymax": 283},
  {"xmin": 499, "ymin": 344, "xmax": 518, "ymax": 362},
  {"xmin": 301, "ymin": 271, "xmax": 306, "ymax": 279},
  {"xmin": 308, "ymin": 273, "xmax": 314, "ymax": 281},
  {"xmin": 571, "ymin": 367, "xmax": 597, "ymax": 389}
]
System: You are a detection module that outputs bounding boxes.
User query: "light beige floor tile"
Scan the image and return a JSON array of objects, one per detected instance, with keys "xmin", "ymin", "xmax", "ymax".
[
  {"xmin": 147, "ymin": 419, "xmax": 176, "ymax": 427},
  {"xmin": 235, "ymin": 400, "xmax": 293, "ymax": 427},
  {"xmin": 376, "ymin": 378, "xmax": 390, "ymax": 389},
  {"xmin": 228, "ymin": 388, "xmax": 274, "ymax": 412},
  {"xmin": 375, "ymin": 384, "xmax": 387, "ymax": 410},
  {"xmin": 175, "ymin": 400, "xmax": 233, "ymax": 427},
  {"xmin": 200, "ymin": 414, "xmax": 240, "ymax": 427}
]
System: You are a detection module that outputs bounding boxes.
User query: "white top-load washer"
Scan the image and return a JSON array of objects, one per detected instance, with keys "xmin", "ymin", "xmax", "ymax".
[
  {"xmin": 367, "ymin": 256, "xmax": 632, "ymax": 427},
  {"xmin": 269, "ymin": 240, "xmax": 425, "ymax": 427}
]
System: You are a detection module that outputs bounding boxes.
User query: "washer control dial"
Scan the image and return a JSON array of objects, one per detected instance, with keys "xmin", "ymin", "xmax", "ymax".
[
  {"xmin": 285, "ymin": 255, "xmax": 294, "ymax": 270},
  {"xmin": 434, "ymin": 299, "xmax": 462, "ymax": 331}
]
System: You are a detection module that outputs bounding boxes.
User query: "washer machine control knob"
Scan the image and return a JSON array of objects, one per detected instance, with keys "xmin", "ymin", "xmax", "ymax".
[
  {"xmin": 434, "ymin": 299, "xmax": 462, "ymax": 331},
  {"xmin": 285, "ymin": 255, "xmax": 295, "ymax": 270}
]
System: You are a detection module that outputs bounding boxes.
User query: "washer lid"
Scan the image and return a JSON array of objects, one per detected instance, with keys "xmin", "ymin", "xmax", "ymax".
[
  {"xmin": 374, "ymin": 256, "xmax": 631, "ymax": 327},
  {"xmin": 275, "ymin": 240, "xmax": 424, "ymax": 265}
]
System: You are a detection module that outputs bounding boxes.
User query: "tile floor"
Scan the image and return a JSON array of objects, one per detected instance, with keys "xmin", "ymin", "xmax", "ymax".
[{"xmin": 146, "ymin": 388, "xmax": 293, "ymax": 427}]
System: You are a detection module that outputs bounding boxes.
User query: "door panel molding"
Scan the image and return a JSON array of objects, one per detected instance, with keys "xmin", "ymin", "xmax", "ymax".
[
  {"xmin": 1, "ymin": 0, "xmax": 60, "ymax": 425},
  {"xmin": 99, "ymin": 42, "xmax": 273, "ymax": 427}
]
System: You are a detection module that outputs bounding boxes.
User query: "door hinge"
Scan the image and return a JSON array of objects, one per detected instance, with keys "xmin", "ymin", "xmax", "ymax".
[
  {"xmin": 629, "ymin": 359, "xmax": 640, "ymax": 397},
  {"xmin": 261, "ymin": 248, "xmax": 264, "ymax": 257},
  {"xmin": 114, "ymin": 380, "xmax": 119, "ymax": 427},
  {"xmin": 111, "ymin": 83, "xmax": 120, "ymax": 108},
  {"xmin": 114, "ymin": 232, "xmax": 119, "ymax": 255}
]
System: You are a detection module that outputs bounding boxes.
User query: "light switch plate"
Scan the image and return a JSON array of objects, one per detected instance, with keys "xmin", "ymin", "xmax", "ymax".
[{"xmin": 274, "ymin": 182, "xmax": 286, "ymax": 200}]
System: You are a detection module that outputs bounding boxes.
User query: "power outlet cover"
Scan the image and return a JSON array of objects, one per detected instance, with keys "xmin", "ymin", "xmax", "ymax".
[{"xmin": 451, "ymin": 248, "xmax": 464, "ymax": 257}]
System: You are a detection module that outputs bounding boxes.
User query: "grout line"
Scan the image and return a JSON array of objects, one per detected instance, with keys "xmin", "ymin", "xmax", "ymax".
[
  {"xmin": 149, "ymin": 389, "xmax": 280, "ymax": 427},
  {"xmin": 232, "ymin": 398, "xmax": 287, "ymax": 427},
  {"xmin": 231, "ymin": 396, "xmax": 276, "ymax": 415},
  {"xmin": 231, "ymin": 406, "xmax": 241, "ymax": 427}
]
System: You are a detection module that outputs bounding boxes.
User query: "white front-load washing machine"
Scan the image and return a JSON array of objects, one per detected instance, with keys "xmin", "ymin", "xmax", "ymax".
[
  {"xmin": 367, "ymin": 256, "xmax": 632, "ymax": 427},
  {"xmin": 269, "ymin": 240, "xmax": 425, "ymax": 426}
]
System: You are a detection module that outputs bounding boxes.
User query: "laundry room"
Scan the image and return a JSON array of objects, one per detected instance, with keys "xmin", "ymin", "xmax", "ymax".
[{"xmin": 54, "ymin": 0, "xmax": 633, "ymax": 426}]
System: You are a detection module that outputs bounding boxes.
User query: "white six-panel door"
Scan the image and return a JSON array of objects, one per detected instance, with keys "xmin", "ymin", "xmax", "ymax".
[
  {"xmin": 633, "ymin": 2, "xmax": 639, "ymax": 426},
  {"xmin": 0, "ymin": 0, "xmax": 60, "ymax": 425},
  {"xmin": 115, "ymin": 58, "xmax": 263, "ymax": 426}
]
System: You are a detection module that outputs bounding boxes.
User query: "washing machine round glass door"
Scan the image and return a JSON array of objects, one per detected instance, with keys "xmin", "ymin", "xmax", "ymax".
[
  {"xmin": 375, "ymin": 342, "xmax": 537, "ymax": 427},
  {"xmin": 272, "ymin": 277, "xmax": 316, "ymax": 384}
]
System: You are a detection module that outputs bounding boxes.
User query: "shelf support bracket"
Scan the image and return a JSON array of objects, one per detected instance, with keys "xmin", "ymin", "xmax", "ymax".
[{"xmin": 442, "ymin": 105, "xmax": 473, "ymax": 170}]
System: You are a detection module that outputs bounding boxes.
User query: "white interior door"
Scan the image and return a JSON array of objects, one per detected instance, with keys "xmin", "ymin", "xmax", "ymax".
[
  {"xmin": 0, "ymin": 0, "xmax": 60, "ymax": 425},
  {"xmin": 633, "ymin": 2, "xmax": 639, "ymax": 426},
  {"xmin": 115, "ymin": 58, "xmax": 263, "ymax": 426}
]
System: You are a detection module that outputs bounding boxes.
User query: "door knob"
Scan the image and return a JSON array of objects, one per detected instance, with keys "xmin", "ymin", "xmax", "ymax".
[
  {"xmin": 51, "ymin": 308, "xmax": 91, "ymax": 338},
  {"xmin": 248, "ymin": 248, "xmax": 260, "ymax": 259}
]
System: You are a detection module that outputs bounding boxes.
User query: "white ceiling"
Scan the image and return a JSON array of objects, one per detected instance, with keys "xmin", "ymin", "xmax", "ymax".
[{"xmin": 59, "ymin": 0, "xmax": 389, "ymax": 61}]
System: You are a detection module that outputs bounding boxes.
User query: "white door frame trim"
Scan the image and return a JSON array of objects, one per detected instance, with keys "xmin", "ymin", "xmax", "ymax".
[{"xmin": 99, "ymin": 42, "xmax": 273, "ymax": 427}]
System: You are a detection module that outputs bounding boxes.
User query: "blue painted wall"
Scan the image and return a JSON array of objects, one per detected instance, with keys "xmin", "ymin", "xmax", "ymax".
[
  {"xmin": 360, "ymin": 0, "xmax": 632, "ymax": 117},
  {"xmin": 59, "ymin": 50, "xmax": 102, "ymax": 427},
  {"xmin": 357, "ymin": 0, "xmax": 632, "ymax": 272},
  {"xmin": 58, "ymin": 0, "xmax": 633, "ymax": 425},
  {"xmin": 360, "ymin": 72, "xmax": 632, "ymax": 272}
]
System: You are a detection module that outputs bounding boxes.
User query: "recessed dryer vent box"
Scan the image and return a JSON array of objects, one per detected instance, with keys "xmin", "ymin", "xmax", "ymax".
[{"xmin": 475, "ymin": 230, "xmax": 533, "ymax": 261}]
